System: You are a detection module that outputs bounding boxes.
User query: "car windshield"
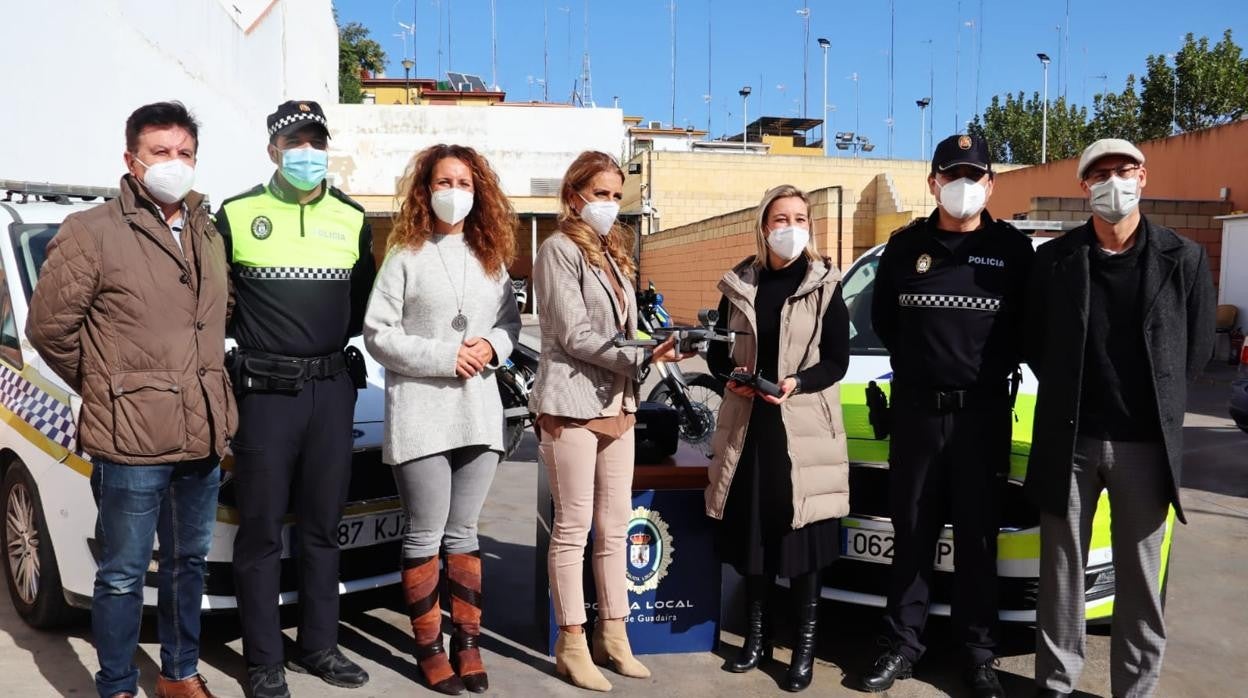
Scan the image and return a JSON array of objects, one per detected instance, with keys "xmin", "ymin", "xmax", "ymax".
[
  {"xmin": 842, "ymin": 250, "xmax": 886, "ymax": 355},
  {"xmin": 8, "ymin": 223, "xmax": 58, "ymax": 301}
]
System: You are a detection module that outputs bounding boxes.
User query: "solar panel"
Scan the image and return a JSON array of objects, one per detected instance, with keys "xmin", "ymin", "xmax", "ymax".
[
  {"xmin": 446, "ymin": 71, "xmax": 468, "ymax": 90},
  {"xmin": 464, "ymin": 74, "xmax": 489, "ymax": 92}
]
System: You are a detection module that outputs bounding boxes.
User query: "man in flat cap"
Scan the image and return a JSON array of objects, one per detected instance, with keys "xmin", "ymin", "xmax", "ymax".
[
  {"xmin": 1025, "ymin": 138, "xmax": 1215, "ymax": 697},
  {"xmin": 215, "ymin": 101, "xmax": 375, "ymax": 698},
  {"xmin": 862, "ymin": 134, "xmax": 1033, "ymax": 698}
]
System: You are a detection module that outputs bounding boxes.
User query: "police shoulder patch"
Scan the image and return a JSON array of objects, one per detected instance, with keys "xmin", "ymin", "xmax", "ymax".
[{"xmin": 250, "ymin": 215, "xmax": 273, "ymax": 240}]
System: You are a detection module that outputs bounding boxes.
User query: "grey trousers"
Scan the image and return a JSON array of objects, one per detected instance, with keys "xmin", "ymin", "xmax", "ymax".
[
  {"xmin": 1036, "ymin": 437, "xmax": 1171, "ymax": 698},
  {"xmin": 393, "ymin": 445, "xmax": 499, "ymax": 558}
]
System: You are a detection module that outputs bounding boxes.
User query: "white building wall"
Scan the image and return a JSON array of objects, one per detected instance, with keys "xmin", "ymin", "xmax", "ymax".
[
  {"xmin": 325, "ymin": 105, "xmax": 628, "ymax": 199},
  {"xmin": 0, "ymin": 0, "xmax": 337, "ymax": 205}
]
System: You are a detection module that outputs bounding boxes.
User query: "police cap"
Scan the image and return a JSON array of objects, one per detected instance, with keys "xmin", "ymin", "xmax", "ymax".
[
  {"xmin": 931, "ymin": 133, "xmax": 992, "ymax": 175},
  {"xmin": 266, "ymin": 100, "xmax": 330, "ymax": 140}
]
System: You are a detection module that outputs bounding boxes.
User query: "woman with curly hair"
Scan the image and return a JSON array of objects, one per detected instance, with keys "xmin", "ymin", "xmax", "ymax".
[
  {"xmin": 530, "ymin": 151, "xmax": 691, "ymax": 691},
  {"xmin": 363, "ymin": 144, "xmax": 522, "ymax": 695}
]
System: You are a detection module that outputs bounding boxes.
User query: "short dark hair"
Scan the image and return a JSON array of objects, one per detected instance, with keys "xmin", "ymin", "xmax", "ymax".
[{"xmin": 125, "ymin": 101, "xmax": 200, "ymax": 154}]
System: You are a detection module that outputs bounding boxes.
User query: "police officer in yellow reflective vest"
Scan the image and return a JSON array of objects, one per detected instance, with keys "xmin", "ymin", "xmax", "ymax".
[{"xmin": 214, "ymin": 101, "xmax": 376, "ymax": 698}]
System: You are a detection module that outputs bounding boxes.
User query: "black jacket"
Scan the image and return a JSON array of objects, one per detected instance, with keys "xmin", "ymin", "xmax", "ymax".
[
  {"xmin": 1023, "ymin": 218, "xmax": 1216, "ymax": 523},
  {"xmin": 871, "ymin": 209, "xmax": 1034, "ymax": 391}
]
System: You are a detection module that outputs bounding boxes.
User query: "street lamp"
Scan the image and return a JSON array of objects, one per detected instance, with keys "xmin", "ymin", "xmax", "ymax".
[
  {"xmin": 739, "ymin": 85, "xmax": 752, "ymax": 152},
  {"xmin": 1037, "ymin": 52, "xmax": 1051, "ymax": 164},
  {"xmin": 848, "ymin": 72, "xmax": 861, "ymax": 158},
  {"xmin": 916, "ymin": 97, "xmax": 931, "ymax": 160},
  {"xmin": 818, "ymin": 37, "xmax": 831, "ymax": 156},
  {"xmin": 401, "ymin": 57, "xmax": 415, "ymax": 105}
]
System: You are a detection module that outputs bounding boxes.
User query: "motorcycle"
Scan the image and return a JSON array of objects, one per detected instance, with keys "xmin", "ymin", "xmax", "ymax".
[
  {"xmin": 636, "ymin": 283, "xmax": 726, "ymax": 455},
  {"xmin": 497, "ymin": 282, "xmax": 729, "ymax": 460},
  {"xmin": 498, "ymin": 341, "xmax": 539, "ymax": 459}
]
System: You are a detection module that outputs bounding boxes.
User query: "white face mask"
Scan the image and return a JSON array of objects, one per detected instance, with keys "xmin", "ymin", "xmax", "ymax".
[
  {"xmin": 766, "ymin": 225, "xmax": 810, "ymax": 261},
  {"xmin": 579, "ymin": 195, "xmax": 620, "ymax": 237},
  {"xmin": 135, "ymin": 157, "xmax": 195, "ymax": 205},
  {"xmin": 936, "ymin": 177, "xmax": 988, "ymax": 220},
  {"xmin": 1089, "ymin": 176, "xmax": 1140, "ymax": 224},
  {"xmin": 431, "ymin": 187, "xmax": 474, "ymax": 226}
]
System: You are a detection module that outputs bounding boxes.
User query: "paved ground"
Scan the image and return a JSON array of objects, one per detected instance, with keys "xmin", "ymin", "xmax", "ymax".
[{"xmin": 2, "ymin": 338, "xmax": 1245, "ymax": 696}]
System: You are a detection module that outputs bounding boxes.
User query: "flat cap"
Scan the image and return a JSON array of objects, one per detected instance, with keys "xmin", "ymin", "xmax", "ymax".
[{"xmin": 1077, "ymin": 138, "xmax": 1145, "ymax": 180}]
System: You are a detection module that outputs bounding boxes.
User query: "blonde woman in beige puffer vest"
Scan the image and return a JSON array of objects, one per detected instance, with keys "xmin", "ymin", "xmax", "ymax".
[{"xmin": 705, "ymin": 185, "xmax": 850, "ymax": 693}]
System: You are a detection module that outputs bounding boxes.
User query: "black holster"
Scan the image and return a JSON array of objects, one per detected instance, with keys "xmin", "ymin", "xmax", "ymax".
[
  {"xmin": 344, "ymin": 345, "xmax": 368, "ymax": 389},
  {"xmin": 227, "ymin": 348, "xmax": 347, "ymax": 394}
]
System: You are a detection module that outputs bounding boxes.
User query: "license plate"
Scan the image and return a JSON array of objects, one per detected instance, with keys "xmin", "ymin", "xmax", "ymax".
[
  {"xmin": 841, "ymin": 525, "xmax": 955, "ymax": 572},
  {"xmin": 282, "ymin": 511, "xmax": 405, "ymax": 554}
]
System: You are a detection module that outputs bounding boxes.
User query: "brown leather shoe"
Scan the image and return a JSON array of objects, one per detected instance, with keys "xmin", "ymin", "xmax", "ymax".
[{"xmin": 155, "ymin": 674, "xmax": 216, "ymax": 698}]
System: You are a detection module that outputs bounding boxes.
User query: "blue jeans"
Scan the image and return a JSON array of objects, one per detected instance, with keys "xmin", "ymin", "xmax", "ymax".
[{"xmin": 90, "ymin": 457, "xmax": 220, "ymax": 698}]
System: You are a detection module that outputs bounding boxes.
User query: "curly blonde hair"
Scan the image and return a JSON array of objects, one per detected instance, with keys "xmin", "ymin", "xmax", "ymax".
[
  {"xmin": 557, "ymin": 151, "xmax": 636, "ymax": 279},
  {"xmin": 390, "ymin": 144, "xmax": 518, "ymax": 277}
]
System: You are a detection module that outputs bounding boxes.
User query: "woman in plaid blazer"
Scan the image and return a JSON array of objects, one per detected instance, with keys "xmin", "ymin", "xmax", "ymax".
[{"xmin": 529, "ymin": 151, "xmax": 687, "ymax": 691}]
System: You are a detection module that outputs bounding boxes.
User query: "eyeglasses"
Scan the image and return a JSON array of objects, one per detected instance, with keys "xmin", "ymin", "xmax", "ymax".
[{"xmin": 1085, "ymin": 164, "xmax": 1141, "ymax": 184}]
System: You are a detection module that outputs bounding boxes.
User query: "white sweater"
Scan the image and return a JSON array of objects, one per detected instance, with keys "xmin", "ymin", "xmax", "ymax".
[{"xmin": 363, "ymin": 233, "xmax": 522, "ymax": 464}]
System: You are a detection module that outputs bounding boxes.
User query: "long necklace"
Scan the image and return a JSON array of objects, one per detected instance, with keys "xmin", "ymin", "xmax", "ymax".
[{"xmin": 433, "ymin": 235, "xmax": 469, "ymax": 332}]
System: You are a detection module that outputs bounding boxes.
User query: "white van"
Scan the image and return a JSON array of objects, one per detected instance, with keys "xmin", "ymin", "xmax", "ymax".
[{"xmin": 0, "ymin": 180, "xmax": 402, "ymax": 628}]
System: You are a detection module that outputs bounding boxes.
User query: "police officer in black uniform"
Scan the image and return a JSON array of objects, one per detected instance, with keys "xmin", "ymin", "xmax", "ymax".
[
  {"xmin": 860, "ymin": 134, "xmax": 1033, "ymax": 697},
  {"xmin": 216, "ymin": 101, "xmax": 376, "ymax": 698}
]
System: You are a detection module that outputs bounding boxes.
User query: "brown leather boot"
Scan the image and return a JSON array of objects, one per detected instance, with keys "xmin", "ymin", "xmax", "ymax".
[
  {"xmin": 446, "ymin": 551, "xmax": 488, "ymax": 693},
  {"xmin": 403, "ymin": 556, "xmax": 465, "ymax": 696},
  {"xmin": 154, "ymin": 674, "xmax": 216, "ymax": 698}
]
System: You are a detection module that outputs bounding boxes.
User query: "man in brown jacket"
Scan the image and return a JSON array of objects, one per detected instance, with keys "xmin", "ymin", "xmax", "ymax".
[{"xmin": 26, "ymin": 102, "xmax": 236, "ymax": 698}]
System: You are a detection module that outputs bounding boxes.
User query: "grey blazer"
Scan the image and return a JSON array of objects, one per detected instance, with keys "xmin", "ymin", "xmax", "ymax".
[{"xmin": 529, "ymin": 232, "xmax": 646, "ymax": 419}]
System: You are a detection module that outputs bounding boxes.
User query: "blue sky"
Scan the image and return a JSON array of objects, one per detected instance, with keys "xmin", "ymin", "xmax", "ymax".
[{"xmin": 334, "ymin": 1, "xmax": 1247, "ymax": 160}]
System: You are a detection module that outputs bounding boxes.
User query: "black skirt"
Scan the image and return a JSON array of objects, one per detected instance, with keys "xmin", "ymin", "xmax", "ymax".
[{"xmin": 713, "ymin": 400, "xmax": 841, "ymax": 579}]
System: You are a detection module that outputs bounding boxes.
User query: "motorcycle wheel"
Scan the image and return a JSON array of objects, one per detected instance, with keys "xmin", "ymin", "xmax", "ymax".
[{"xmin": 647, "ymin": 372, "xmax": 724, "ymax": 446}]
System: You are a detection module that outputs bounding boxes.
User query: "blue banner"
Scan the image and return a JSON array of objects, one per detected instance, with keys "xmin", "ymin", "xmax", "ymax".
[{"xmin": 538, "ymin": 488, "xmax": 721, "ymax": 655}]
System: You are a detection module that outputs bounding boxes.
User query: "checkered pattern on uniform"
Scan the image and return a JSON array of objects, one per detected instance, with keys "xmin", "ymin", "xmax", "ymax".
[
  {"xmin": 267, "ymin": 113, "xmax": 328, "ymax": 137},
  {"xmin": 899, "ymin": 293, "xmax": 1001, "ymax": 312},
  {"xmin": 0, "ymin": 366, "xmax": 76, "ymax": 449},
  {"xmin": 236, "ymin": 266, "xmax": 352, "ymax": 281}
]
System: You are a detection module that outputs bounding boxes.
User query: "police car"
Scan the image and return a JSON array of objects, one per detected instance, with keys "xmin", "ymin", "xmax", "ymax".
[
  {"xmin": 827, "ymin": 235, "xmax": 1177, "ymax": 623},
  {"xmin": 0, "ymin": 180, "xmax": 402, "ymax": 628}
]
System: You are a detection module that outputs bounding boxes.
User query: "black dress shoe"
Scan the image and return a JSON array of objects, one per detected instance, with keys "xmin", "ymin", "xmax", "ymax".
[
  {"xmin": 967, "ymin": 661, "xmax": 1004, "ymax": 698},
  {"xmin": 247, "ymin": 664, "xmax": 291, "ymax": 698},
  {"xmin": 861, "ymin": 650, "xmax": 913, "ymax": 692},
  {"xmin": 1034, "ymin": 690, "xmax": 1072, "ymax": 697},
  {"xmin": 287, "ymin": 647, "xmax": 370, "ymax": 688}
]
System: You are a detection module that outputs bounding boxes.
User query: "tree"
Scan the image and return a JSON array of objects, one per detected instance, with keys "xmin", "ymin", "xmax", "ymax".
[
  {"xmin": 1174, "ymin": 30, "xmax": 1248, "ymax": 130},
  {"xmin": 971, "ymin": 29, "xmax": 1248, "ymax": 156},
  {"xmin": 1089, "ymin": 75, "xmax": 1143, "ymax": 143},
  {"xmin": 1139, "ymin": 54, "xmax": 1177, "ymax": 141},
  {"xmin": 969, "ymin": 93, "xmax": 1087, "ymax": 164},
  {"xmin": 337, "ymin": 9, "xmax": 386, "ymax": 104}
]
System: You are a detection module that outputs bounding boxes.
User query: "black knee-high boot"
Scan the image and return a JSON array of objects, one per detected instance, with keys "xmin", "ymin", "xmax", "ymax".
[
  {"xmin": 726, "ymin": 575, "xmax": 773, "ymax": 673},
  {"xmin": 784, "ymin": 572, "xmax": 820, "ymax": 692}
]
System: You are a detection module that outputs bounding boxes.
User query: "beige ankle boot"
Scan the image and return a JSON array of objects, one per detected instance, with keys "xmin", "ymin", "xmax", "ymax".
[
  {"xmin": 591, "ymin": 619, "xmax": 651, "ymax": 679},
  {"xmin": 555, "ymin": 630, "xmax": 613, "ymax": 691}
]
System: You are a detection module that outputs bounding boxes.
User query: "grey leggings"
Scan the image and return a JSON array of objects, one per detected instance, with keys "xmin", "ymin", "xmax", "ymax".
[{"xmin": 393, "ymin": 445, "xmax": 499, "ymax": 558}]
